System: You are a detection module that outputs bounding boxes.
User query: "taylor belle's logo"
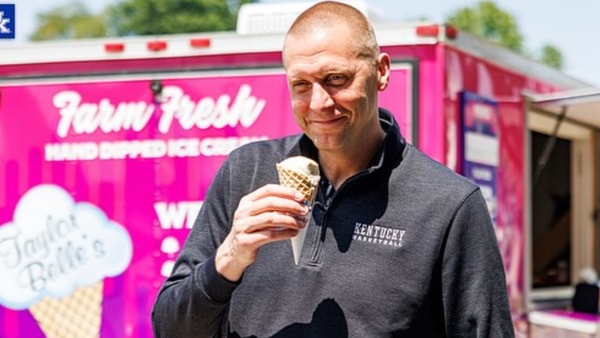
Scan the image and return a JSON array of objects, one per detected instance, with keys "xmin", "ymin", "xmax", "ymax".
[
  {"xmin": 353, "ymin": 222, "xmax": 406, "ymax": 247},
  {"xmin": 0, "ymin": 4, "xmax": 15, "ymax": 39},
  {"xmin": 0, "ymin": 184, "xmax": 133, "ymax": 337}
]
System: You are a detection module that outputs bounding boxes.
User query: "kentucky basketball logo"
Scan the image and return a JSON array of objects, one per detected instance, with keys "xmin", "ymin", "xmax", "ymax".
[{"xmin": 353, "ymin": 222, "xmax": 406, "ymax": 247}]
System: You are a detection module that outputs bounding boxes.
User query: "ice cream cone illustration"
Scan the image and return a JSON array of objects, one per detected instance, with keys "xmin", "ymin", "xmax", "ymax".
[
  {"xmin": 29, "ymin": 281, "xmax": 103, "ymax": 338},
  {"xmin": 276, "ymin": 156, "xmax": 320, "ymax": 264},
  {"xmin": 0, "ymin": 185, "xmax": 133, "ymax": 338}
]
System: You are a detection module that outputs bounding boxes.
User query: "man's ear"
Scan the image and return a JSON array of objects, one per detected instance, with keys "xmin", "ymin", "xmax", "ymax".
[{"xmin": 377, "ymin": 52, "xmax": 391, "ymax": 91}]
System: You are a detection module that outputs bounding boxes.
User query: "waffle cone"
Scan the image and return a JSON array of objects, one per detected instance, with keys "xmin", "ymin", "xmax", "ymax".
[
  {"xmin": 277, "ymin": 159, "xmax": 320, "ymax": 264},
  {"xmin": 29, "ymin": 281, "xmax": 103, "ymax": 338},
  {"xmin": 276, "ymin": 166, "xmax": 318, "ymax": 203}
]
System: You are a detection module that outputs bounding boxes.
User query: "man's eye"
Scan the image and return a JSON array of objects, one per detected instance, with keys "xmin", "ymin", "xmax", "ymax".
[
  {"xmin": 292, "ymin": 82, "xmax": 310, "ymax": 92},
  {"xmin": 326, "ymin": 75, "xmax": 347, "ymax": 86}
]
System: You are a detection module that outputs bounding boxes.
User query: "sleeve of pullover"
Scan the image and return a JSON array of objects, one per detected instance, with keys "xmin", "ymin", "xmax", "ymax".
[
  {"xmin": 441, "ymin": 189, "xmax": 515, "ymax": 338},
  {"xmin": 151, "ymin": 160, "xmax": 240, "ymax": 338}
]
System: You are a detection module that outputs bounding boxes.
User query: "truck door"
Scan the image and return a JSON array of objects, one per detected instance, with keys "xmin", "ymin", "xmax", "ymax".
[{"xmin": 526, "ymin": 88, "xmax": 600, "ymax": 309}]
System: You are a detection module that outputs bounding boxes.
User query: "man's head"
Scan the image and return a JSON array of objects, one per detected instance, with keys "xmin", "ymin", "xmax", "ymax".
[
  {"xmin": 283, "ymin": 1, "xmax": 379, "ymax": 64},
  {"xmin": 282, "ymin": 1, "xmax": 390, "ymax": 154}
]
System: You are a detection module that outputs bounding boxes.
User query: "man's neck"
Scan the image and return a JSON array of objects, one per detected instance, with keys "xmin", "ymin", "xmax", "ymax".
[{"xmin": 318, "ymin": 125, "xmax": 385, "ymax": 189}]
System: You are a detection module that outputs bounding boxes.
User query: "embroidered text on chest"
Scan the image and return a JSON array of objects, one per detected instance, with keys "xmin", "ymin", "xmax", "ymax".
[{"xmin": 353, "ymin": 222, "xmax": 406, "ymax": 247}]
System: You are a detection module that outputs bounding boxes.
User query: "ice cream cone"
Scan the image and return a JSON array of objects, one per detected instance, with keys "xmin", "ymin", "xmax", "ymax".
[
  {"xmin": 276, "ymin": 156, "xmax": 320, "ymax": 264},
  {"xmin": 29, "ymin": 281, "xmax": 103, "ymax": 338}
]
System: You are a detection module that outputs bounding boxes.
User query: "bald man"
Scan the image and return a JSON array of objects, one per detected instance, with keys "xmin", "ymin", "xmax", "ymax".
[{"xmin": 152, "ymin": 2, "xmax": 514, "ymax": 337}]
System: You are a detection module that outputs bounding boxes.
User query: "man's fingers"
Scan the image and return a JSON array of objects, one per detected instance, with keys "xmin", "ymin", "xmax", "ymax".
[
  {"xmin": 241, "ymin": 184, "xmax": 306, "ymax": 204},
  {"xmin": 237, "ymin": 228, "xmax": 300, "ymax": 249},
  {"xmin": 245, "ymin": 196, "xmax": 309, "ymax": 217},
  {"xmin": 236, "ymin": 211, "xmax": 306, "ymax": 233}
]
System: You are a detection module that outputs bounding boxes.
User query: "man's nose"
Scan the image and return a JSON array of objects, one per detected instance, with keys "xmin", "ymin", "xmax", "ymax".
[{"xmin": 309, "ymin": 83, "xmax": 333, "ymax": 111}]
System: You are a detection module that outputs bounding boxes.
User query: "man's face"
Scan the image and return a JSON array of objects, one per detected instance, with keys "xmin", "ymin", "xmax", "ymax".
[{"xmin": 283, "ymin": 24, "xmax": 389, "ymax": 153}]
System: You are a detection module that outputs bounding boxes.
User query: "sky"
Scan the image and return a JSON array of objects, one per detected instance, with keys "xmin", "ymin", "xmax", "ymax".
[{"xmin": 6, "ymin": 0, "xmax": 600, "ymax": 87}]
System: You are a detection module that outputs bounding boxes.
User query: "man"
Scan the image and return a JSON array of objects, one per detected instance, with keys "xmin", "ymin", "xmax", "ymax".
[{"xmin": 152, "ymin": 1, "xmax": 514, "ymax": 337}]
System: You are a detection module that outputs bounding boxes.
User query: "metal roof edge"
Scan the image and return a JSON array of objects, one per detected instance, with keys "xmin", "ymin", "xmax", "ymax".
[{"xmin": 525, "ymin": 87, "xmax": 600, "ymax": 106}]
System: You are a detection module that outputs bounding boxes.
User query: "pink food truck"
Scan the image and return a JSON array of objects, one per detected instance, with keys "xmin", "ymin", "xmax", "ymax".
[{"xmin": 1, "ymin": 2, "xmax": 599, "ymax": 337}]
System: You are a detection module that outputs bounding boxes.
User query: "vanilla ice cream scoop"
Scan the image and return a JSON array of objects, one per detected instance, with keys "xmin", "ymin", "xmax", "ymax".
[{"xmin": 278, "ymin": 156, "xmax": 320, "ymax": 178}]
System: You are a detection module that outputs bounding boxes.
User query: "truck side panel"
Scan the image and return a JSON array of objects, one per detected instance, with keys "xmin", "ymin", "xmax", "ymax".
[{"xmin": 0, "ymin": 66, "xmax": 415, "ymax": 337}]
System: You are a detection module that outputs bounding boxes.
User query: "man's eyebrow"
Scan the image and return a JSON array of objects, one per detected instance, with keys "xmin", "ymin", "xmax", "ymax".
[{"xmin": 287, "ymin": 64, "xmax": 353, "ymax": 79}]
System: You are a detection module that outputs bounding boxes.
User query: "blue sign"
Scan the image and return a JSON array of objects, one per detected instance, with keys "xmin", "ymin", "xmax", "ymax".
[
  {"xmin": 460, "ymin": 91, "xmax": 499, "ymax": 223},
  {"xmin": 0, "ymin": 4, "xmax": 15, "ymax": 39}
]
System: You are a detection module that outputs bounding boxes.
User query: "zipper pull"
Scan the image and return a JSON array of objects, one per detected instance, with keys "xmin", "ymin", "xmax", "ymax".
[{"xmin": 323, "ymin": 181, "xmax": 334, "ymax": 210}]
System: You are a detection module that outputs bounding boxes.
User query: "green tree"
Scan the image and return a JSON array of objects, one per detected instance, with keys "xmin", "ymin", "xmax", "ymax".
[
  {"xmin": 30, "ymin": 0, "xmax": 255, "ymax": 41},
  {"xmin": 447, "ymin": 1, "xmax": 523, "ymax": 52},
  {"xmin": 446, "ymin": 1, "xmax": 563, "ymax": 69},
  {"xmin": 108, "ymin": 0, "xmax": 254, "ymax": 36},
  {"xmin": 539, "ymin": 44, "xmax": 563, "ymax": 69},
  {"xmin": 30, "ymin": 1, "xmax": 108, "ymax": 40}
]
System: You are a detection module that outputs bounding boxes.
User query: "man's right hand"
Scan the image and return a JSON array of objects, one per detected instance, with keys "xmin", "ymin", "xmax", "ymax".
[{"xmin": 215, "ymin": 184, "xmax": 309, "ymax": 282}]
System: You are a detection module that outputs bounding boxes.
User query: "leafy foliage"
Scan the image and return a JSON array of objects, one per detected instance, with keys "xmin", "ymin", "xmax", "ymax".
[
  {"xmin": 539, "ymin": 44, "xmax": 564, "ymax": 69},
  {"xmin": 108, "ymin": 0, "xmax": 241, "ymax": 36},
  {"xmin": 446, "ymin": 1, "xmax": 563, "ymax": 69},
  {"xmin": 30, "ymin": 2, "xmax": 108, "ymax": 40},
  {"xmin": 447, "ymin": 1, "xmax": 523, "ymax": 52},
  {"xmin": 30, "ymin": 0, "xmax": 255, "ymax": 40}
]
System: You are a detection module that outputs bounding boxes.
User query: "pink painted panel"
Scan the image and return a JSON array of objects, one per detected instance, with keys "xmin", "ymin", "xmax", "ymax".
[{"xmin": 0, "ymin": 69, "xmax": 413, "ymax": 337}]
